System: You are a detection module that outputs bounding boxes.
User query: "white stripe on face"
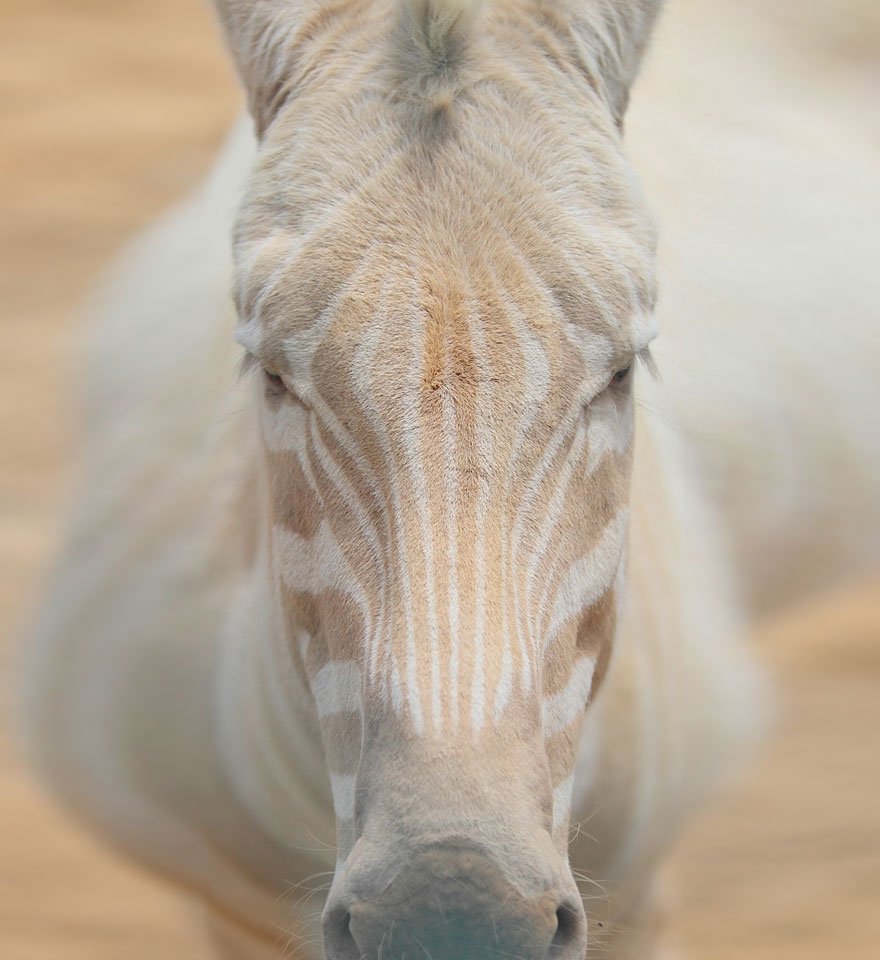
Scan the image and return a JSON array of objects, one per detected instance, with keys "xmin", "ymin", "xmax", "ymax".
[
  {"xmin": 467, "ymin": 298, "xmax": 493, "ymax": 736},
  {"xmin": 330, "ymin": 772, "xmax": 357, "ymax": 822},
  {"xmin": 543, "ymin": 657, "xmax": 597, "ymax": 738},
  {"xmin": 585, "ymin": 388, "xmax": 634, "ymax": 475},
  {"xmin": 403, "ymin": 297, "xmax": 444, "ymax": 732},
  {"xmin": 440, "ymin": 340, "xmax": 462, "ymax": 731},
  {"xmin": 311, "ymin": 661, "xmax": 363, "ymax": 718},
  {"xmin": 273, "ymin": 522, "xmax": 370, "ymax": 623},
  {"xmin": 504, "ymin": 299, "xmax": 551, "ymax": 693},
  {"xmin": 552, "ymin": 775, "xmax": 575, "ymax": 831},
  {"xmin": 351, "ymin": 292, "xmax": 424, "ymax": 735},
  {"xmin": 493, "ymin": 644, "xmax": 515, "ymax": 725},
  {"xmin": 544, "ymin": 510, "xmax": 630, "ymax": 650}
]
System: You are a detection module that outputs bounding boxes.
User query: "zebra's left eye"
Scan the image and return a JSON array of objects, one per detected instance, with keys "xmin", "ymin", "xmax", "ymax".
[{"xmin": 611, "ymin": 364, "xmax": 633, "ymax": 386}]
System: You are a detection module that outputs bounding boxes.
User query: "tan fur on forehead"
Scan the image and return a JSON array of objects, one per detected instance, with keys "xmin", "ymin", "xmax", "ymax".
[
  {"xmin": 421, "ymin": 277, "xmax": 474, "ymax": 393},
  {"xmin": 236, "ymin": 205, "xmax": 654, "ymax": 381}
]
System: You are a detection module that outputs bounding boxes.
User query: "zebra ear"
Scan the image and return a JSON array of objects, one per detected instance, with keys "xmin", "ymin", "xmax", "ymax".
[
  {"xmin": 558, "ymin": 0, "xmax": 664, "ymax": 126},
  {"xmin": 210, "ymin": 1, "xmax": 313, "ymax": 136}
]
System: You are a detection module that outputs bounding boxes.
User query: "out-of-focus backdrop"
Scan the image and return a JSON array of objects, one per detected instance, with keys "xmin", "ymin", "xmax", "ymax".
[{"xmin": 1, "ymin": 2, "xmax": 877, "ymax": 958}]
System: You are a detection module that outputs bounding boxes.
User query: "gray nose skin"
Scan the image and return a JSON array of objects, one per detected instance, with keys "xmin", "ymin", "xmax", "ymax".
[{"xmin": 324, "ymin": 843, "xmax": 587, "ymax": 960}]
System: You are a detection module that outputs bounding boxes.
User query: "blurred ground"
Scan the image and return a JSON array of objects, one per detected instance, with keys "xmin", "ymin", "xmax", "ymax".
[{"xmin": 1, "ymin": 2, "xmax": 877, "ymax": 959}]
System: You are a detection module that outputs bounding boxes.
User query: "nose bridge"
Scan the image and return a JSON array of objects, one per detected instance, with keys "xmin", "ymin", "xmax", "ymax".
[
  {"xmin": 354, "ymin": 701, "xmax": 554, "ymax": 837},
  {"xmin": 376, "ymin": 364, "xmax": 545, "ymax": 740},
  {"xmin": 379, "ymin": 527, "xmax": 532, "ymax": 736}
]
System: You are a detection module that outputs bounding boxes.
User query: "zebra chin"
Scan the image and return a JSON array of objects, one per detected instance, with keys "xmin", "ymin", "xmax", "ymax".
[{"xmin": 320, "ymin": 723, "xmax": 587, "ymax": 960}]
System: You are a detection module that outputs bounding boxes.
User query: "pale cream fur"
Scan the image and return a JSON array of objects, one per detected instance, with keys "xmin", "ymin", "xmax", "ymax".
[{"xmin": 19, "ymin": 1, "xmax": 880, "ymax": 959}]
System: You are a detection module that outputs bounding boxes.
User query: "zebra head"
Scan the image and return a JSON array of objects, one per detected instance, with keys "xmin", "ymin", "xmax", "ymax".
[{"xmin": 217, "ymin": 1, "xmax": 661, "ymax": 956}]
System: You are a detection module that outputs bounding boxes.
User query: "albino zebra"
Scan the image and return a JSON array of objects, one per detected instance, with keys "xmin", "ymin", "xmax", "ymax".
[{"xmin": 20, "ymin": 1, "xmax": 880, "ymax": 959}]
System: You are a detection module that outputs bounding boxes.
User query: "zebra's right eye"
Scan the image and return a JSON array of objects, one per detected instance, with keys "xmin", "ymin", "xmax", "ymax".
[
  {"xmin": 262, "ymin": 367, "xmax": 285, "ymax": 390},
  {"xmin": 241, "ymin": 351, "xmax": 307, "ymax": 407}
]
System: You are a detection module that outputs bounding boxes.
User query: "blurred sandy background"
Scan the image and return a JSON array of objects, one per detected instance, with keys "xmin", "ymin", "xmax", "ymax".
[{"xmin": 1, "ymin": 2, "xmax": 877, "ymax": 958}]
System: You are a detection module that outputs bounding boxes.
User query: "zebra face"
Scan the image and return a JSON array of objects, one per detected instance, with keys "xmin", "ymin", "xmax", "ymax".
[{"xmin": 234, "ymin": 188, "xmax": 655, "ymax": 851}]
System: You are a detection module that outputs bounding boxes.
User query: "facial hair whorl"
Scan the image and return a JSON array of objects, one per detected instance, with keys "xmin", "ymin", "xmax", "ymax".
[
  {"xmin": 398, "ymin": 0, "xmax": 485, "ymax": 69},
  {"xmin": 396, "ymin": 0, "xmax": 485, "ymax": 128}
]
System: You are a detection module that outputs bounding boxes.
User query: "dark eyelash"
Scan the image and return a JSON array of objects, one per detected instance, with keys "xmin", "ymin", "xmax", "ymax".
[
  {"xmin": 238, "ymin": 352, "xmax": 286, "ymax": 389},
  {"xmin": 604, "ymin": 347, "xmax": 659, "ymax": 394},
  {"xmin": 636, "ymin": 346, "xmax": 660, "ymax": 380},
  {"xmin": 238, "ymin": 352, "xmax": 261, "ymax": 382}
]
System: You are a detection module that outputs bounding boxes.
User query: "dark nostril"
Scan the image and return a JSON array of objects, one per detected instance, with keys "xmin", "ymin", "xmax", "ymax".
[
  {"xmin": 324, "ymin": 907, "xmax": 359, "ymax": 960},
  {"xmin": 548, "ymin": 900, "xmax": 587, "ymax": 958}
]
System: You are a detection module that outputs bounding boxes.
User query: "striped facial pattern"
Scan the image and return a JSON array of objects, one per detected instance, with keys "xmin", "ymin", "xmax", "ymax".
[
  {"xmin": 236, "ymin": 230, "xmax": 654, "ymax": 858},
  {"xmin": 227, "ymin": 0, "xmax": 658, "ymax": 867}
]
